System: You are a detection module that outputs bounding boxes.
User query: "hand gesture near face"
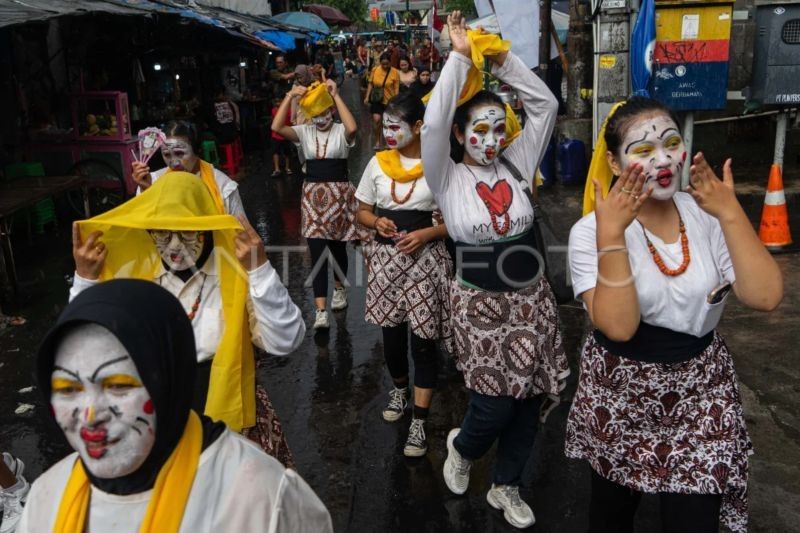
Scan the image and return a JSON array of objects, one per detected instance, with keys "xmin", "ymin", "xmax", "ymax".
[
  {"xmin": 594, "ymin": 164, "xmax": 651, "ymax": 238},
  {"xmin": 234, "ymin": 215, "xmax": 268, "ymax": 272},
  {"xmin": 686, "ymin": 153, "xmax": 739, "ymax": 221},
  {"xmin": 447, "ymin": 11, "xmax": 470, "ymax": 58},
  {"xmin": 325, "ymin": 79, "xmax": 338, "ymax": 98},
  {"xmin": 131, "ymin": 161, "xmax": 152, "ymax": 191},
  {"xmin": 72, "ymin": 222, "xmax": 107, "ymax": 280}
]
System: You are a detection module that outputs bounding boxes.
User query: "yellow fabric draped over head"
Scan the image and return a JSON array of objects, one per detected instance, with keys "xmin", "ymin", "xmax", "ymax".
[
  {"xmin": 55, "ymin": 411, "xmax": 202, "ymax": 533},
  {"xmin": 375, "ymin": 149, "xmax": 424, "ymax": 183},
  {"xmin": 76, "ymin": 172, "xmax": 255, "ymax": 432},
  {"xmin": 299, "ymin": 81, "xmax": 334, "ymax": 118},
  {"xmin": 582, "ymin": 101, "xmax": 627, "ymax": 216}
]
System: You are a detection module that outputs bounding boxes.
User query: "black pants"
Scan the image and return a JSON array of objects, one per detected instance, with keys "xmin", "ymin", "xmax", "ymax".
[
  {"xmin": 306, "ymin": 238, "xmax": 349, "ymax": 299},
  {"xmin": 454, "ymin": 391, "xmax": 542, "ymax": 486},
  {"xmin": 382, "ymin": 323, "xmax": 438, "ymax": 389},
  {"xmin": 589, "ymin": 470, "xmax": 722, "ymax": 533}
]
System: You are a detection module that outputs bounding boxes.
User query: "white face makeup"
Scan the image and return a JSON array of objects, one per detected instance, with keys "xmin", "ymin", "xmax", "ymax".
[
  {"xmin": 160, "ymin": 138, "xmax": 197, "ymax": 171},
  {"xmin": 150, "ymin": 230, "xmax": 204, "ymax": 271},
  {"xmin": 51, "ymin": 324, "xmax": 156, "ymax": 479},
  {"xmin": 382, "ymin": 113, "xmax": 415, "ymax": 150},
  {"xmin": 464, "ymin": 105, "xmax": 506, "ymax": 166},
  {"xmin": 312, "ymin": 109, "xmax": 334, "ymax": 131},
  {"xmin": 619, "ymin": 114, "xmax": 686, "ymax": 201}
]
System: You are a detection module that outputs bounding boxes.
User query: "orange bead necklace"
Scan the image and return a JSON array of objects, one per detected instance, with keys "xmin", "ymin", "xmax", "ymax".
[{"xmin": 638, "ymin": 215, "xmax": 690, "ymax": 276}]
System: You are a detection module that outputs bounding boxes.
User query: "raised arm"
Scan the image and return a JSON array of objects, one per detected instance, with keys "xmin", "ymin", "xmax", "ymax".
[
  {"xmin": 272, "ymin": 86, "xmax": 305, "ymax": 142},
  {"xmin": 494, "ymin": 53, "xmax": 558, "ymax": 184},
  {"xmin": 421, "ymin": 12, "xmax": 472, "ymax": 195},
  {"xmin": 327, "ymin": 80, "xmax": 357, "ymax": 141}
]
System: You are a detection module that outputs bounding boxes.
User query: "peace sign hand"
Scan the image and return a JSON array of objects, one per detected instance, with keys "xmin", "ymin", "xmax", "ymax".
[
  {"xmin": 594, "ymin": 163, "xmax": 651, "ymax": 239},
  {"xmin": 447, "ymin": 11, "xmax": 470, "ymax": 58},
  {"xmin": 72, "ymin": 222, "xmax": 107, "ymax": 280}
]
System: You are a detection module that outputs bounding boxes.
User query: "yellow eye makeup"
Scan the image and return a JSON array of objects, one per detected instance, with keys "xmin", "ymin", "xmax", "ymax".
[
  {"xmin": 101, "ymin": 374, "xmax": 143, "ymax": 389},
  {"xmin": 664, "ymin": 136, "xmax": 682, "ymax": 149},
  {"xmin": 472, "ymin": 125, "xmax": 490, "ymax": 134},
  {"xmin": 52, "ymin": 378, "xmax": 84, "ymax": 393},
  {"xmin": 631, "ymin": 145, "xmax": 653, "ymax": 155}
]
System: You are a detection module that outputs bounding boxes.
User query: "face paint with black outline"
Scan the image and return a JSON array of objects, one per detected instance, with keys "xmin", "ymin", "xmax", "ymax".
[
  {"xmin": 51, "ymin": 324, "xmax": 156, "ymax": 479},
  {"xmin": 160, "ymin": 138, "xmax": 197, "ymax": 171},
  {"xmin": 149, "ymin": 230, "xmax": 204, "ymax": 271},
  {"xmin": 382, "ymin": 113, "xmax": 414, "ymax": 150},
  {"xmin": 620, "ymin": 114, "xmax": 686, "ymax": 201},
  {"xmin": 464, "ymin": 105, "xmax": 506, "ymax": 166},
  {"xmin": 312, "ymin": 109, "xmax": 334, "ymax": 131}
]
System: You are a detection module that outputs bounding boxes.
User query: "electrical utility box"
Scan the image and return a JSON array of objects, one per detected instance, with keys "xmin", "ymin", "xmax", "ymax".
[
  {"xmin": 749, "ymin": 1, "xmax": 800, "ymax": 105},
  {"xmin": 651, "ymin": 0, "xmax": 734, "ymax": 111}
]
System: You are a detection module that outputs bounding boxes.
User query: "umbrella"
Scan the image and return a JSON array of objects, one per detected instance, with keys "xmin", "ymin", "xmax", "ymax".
[
  {"xmin": 271, "ymin": 11, "xmax": 330, "ymax": 35},
  {"xmin": 630, "ymin": 0, "xmax": 655, "ymax": 97},
  {"xmin": 303, "ymin": 4, "xmax": 351, "ymax": 26}
]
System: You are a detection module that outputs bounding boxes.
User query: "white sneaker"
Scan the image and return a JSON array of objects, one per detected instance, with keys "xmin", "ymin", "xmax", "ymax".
[
  {"xmin": 486, "ymin": 484, "xmax": 536, "ymax": 529},
  {"xmin": 0, "ymin": 476, "xmax": 30, "ymax": 533},
  {"xmin": 331, "ymin": 286, "xmax": 348, "ymax": 311},
  {"xmin": 313, "ymin": 309, "xmax": 330, "ymax": 330},
  {"xmin": 403, "ymin": 418, "xmax": 428, "ymax": 457},
  {"xmin": 381, "ymin": 387, "xmax": 408, "ymax": 422},
  {"xmin": 443, "ymin": 428, "xmax": 471, "ymax": 495}
]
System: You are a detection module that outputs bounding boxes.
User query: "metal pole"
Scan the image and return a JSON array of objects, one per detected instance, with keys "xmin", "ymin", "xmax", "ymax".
[
  {"xmin": 539, "ymin": 0, "xmax": 552, "ymax": 81},
  {"xmin": 681, "ymin": 111, "xmax": 694, "ymax": 189},
  {"xmin": 774, "ymin": 112, "xmax": 787, "ymax": 168}
]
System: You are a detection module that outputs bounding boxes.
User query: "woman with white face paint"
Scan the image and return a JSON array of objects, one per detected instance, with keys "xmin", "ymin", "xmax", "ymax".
[
  {"xmin": 355, "ymin": 92, "xmax": 453, "ymax": 458},
  {"xmin": 273, "ymin": 79, "xmax": 360, "ymax": 330},
  {"xmin": 566, "ymin": 97, "xmax": 783, "ymax": 533},
  {"xmin": 68, "ymin": 172, "xmax": 305, "ymax": 467},
  {"xmin": 20, "ymin": 279, "xmax": 331, "ymax": 533},
  {"xmin": 420, "ymin": 12, "xmax": 567, "ymax": 528},
  {"xmin": 131, "ymin": 120, "xmax": 245, "ymax": 217},
  {"xmin": 422, "ymin": 11, "xmax": 569, "ymax": 527}
]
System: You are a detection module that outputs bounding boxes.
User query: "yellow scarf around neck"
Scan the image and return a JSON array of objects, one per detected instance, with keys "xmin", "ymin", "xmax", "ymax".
[
  {"xmin": 76, "ymin": 172, "xmax": 255, "ymax": 431},
  {"xmin": 54, "ymin": 411, "xmax": 203, "ymax": 533},
  {"xmin": 375, "ymin": 150, "xmax": 424, "ymax": 183}
]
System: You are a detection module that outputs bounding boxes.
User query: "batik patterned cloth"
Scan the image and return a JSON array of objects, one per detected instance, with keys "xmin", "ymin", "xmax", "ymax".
[
  {"xmin": 450, "ymin": 278, "xmax": 569, "ymax": 407},
  {"xmin": 301, "ymin": 181, "xmax": 360, "ymax": 241},
  {"xmin": 565, "ymin": 333, "xmax": 751, "ymax": 532},
  {"xmin": 242, "ymin": 384, "xmax": 295, "ymax": 470},
  {"xmin": 365, "ymin": 239, "xmax": 454, "ymax": 352}
]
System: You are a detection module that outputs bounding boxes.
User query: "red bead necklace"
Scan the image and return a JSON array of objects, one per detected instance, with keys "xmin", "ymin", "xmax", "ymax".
[
  {"xmin": 390, "ymin": 178, "xmax": 417, "ymax": 204},
  {"xmin": 186, "ymin": 273, "xmax": 208, "ymax": 321},
  {"xmin": 315, "ymin": 130, "xmax": 330, "ymax": 159},
  {"xmin": 639, "ymin": 216, "xmax": 690, "ymax": 276}
]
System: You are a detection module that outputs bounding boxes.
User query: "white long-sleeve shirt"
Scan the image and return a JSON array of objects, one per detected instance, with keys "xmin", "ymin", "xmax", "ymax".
[
  {"xmin": 18, "ymin": 429, "xmax": 333, "ymax": 533},
  {"xmin": 421, "ymin": 51, "xmax": 558, "ymax": 244},
  {"xmin": 138, "ymin": 166, "xmax": 246, "ymax": 218},
  {"xmin": 70, "ymin": 257, "xmax": 305, "ymax": 361}
]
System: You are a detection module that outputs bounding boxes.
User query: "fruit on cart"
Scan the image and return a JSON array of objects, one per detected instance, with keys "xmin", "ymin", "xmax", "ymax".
[{"xmin": 86, "ymin": 114, "xmax": 97, "ymax": 126}]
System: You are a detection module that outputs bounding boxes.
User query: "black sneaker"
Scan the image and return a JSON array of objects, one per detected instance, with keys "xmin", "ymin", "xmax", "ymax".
[{"xmin": 404, "ymin": 418, "xmax": 428, "ymax": 457}]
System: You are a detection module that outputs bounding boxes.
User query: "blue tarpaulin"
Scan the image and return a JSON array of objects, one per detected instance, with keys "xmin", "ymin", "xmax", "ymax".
[
  {"xmin": 630, "ymin": 0, "xmax": 655, "ymax": 97},
  {"xmin": 255, "ymin": 29, "xmax": 296, "ymax": 51}
]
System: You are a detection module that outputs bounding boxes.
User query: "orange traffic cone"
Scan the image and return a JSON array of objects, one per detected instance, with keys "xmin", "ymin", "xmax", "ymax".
[{"xmin": 758, "ymin": 163, "xmax": 793, "ymax": 251}]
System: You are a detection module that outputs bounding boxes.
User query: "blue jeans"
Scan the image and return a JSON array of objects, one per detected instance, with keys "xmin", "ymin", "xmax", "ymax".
[{"xmin": 453, "ymin": 391, "xmax": 542, "ymax": 486}]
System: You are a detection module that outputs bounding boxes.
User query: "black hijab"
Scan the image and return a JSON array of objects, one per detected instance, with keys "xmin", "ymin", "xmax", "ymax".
[{"xmin": 37, "ymin": 279, "xmax": 220, "ymax": 495}]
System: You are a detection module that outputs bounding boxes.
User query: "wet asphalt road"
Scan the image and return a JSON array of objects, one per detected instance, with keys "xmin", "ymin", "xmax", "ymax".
[{"xmin": 1, "ymin": 79, "xmax": 798, "ymax": 532}]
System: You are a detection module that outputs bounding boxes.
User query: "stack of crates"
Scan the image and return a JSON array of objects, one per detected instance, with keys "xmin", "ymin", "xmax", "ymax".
[{"xmin": 4, "ymin": 162, "xmax": 57, "ymax": 234}]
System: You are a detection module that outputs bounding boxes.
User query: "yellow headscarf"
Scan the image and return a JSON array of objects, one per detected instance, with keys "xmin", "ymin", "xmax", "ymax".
[
  {"xmin": 55, "ymin": 411, "xmax": 202, "ymax": 533},
  {"xmin": 76, "ymin": 172, "xmax": 255, "ymax": 431},
  {"xmin": 582, "ymin": 101, "xmax": 626, "ymax": 215},
  {"xmin": 299, "ymin": 81, "xmax": 334, "ymax": 118},
  {"xmin": 375, "ymin": 149, "xmax": 424, "ymax": 183}
]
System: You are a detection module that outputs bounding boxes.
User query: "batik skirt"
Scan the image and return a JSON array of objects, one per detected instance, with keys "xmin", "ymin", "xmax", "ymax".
[
  {"xmin": 243, "ymin": 384, "xmax": 295, "ymax": 469},
  {"xmin": 450, "ymin": 278, "xmax": 570, "ymax": 411},
  {"xmin": 301, "ymin": 181, "xmax": 360, "ymax": 241},
  {"xmin": 365, "ymin": 239, "xmax": 454, "ymax": 352},
  {"xmin": 565, "ymin": 332, "xmax": 751, "ymax": 532}
]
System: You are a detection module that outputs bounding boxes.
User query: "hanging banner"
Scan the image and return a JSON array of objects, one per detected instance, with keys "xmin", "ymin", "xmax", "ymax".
[{"xmin": 493, "ymin": 0, "xmax": 539, "ymax": 69}]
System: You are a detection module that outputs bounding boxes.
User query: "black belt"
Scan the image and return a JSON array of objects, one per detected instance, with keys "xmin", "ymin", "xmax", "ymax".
[
  {"xmin": 305, "ymin": 158, "xmax": 349, "ymax": 182},
  {"xmin": 374, "ymin": 208, "xmax": 434, "ymax": 245},
  {"xmin": 453, "ymin": 230, "xmax": 543, "ymax": 292},
  {"xmin": 593, "ymin": 322, "xmax": 714, "ymax": 364}
]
